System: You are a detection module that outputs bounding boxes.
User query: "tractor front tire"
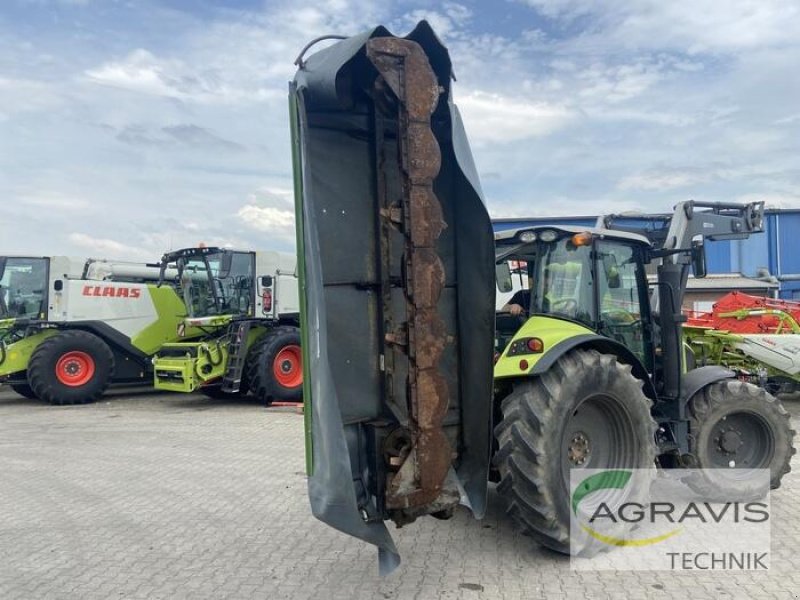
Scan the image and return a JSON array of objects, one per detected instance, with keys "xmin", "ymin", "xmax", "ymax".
[
  {"xmin": 686, "ymin": 380, "xmax": 795, "ymax": 498},
  {"xmin": 494, "ymin": 349, "xmax": 658, "ymax": 554},
  {"xmin": 28, "ymin": 331, "xmax": 114, "ymax": 405},
  {"xmin": 246, "ymin": 327, "xmax": 302, "ymax": 406}
]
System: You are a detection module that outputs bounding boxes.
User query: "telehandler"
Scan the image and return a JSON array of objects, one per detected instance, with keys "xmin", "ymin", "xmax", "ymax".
[{"xmin": 289, "ymin": 22, "xmax": 795, "ymax": 572}]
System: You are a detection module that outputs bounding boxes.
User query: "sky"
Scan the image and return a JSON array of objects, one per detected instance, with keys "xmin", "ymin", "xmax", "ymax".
[{"xmin": 1, "ymin": 0, "xmax": 799, "ymax": 261}]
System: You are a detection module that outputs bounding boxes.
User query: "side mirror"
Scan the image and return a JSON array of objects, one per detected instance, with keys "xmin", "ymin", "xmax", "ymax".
[
  {"xmin": 495, "ymin": 262, "xmax": 513, "ymax": 293},
  {"xmin": 53, "ymin": 280, "xmax": 63, "ymax": 292},
  {"xmin": 691, "ymin": 241, "xmax": 707, "ymax": 279},
  {"xmin": 602, "ymin": 254, "xmax": 621, "ymax": 289},
  {"xmin": 261, "ymin": 275, "xmax": 273, "ymax": 287}
]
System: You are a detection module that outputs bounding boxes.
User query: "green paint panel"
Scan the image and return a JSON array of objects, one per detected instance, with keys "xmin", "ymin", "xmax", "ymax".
[
  {"xmin": 0, "ymin": 329, "xmax": 59, "ymax": 377},
  {"xmin": 289, "ymin": 88, "xmax": 313, "ymax": 475},
  {"xmin": 151, "ymin": 324, "xmax": 270, "ymax": 393},
  {"xmin": 494, "ymin": 315, "xmax": 594, "ymax": 379},
  {"xmin": 131, "ymin": 285, "xmax": 205, "ymax": 355}
]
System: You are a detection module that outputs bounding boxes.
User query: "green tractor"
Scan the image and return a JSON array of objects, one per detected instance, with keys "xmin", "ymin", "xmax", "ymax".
[
  {"xmin": 152, "ymin": 246, "xmax": 303, "ymax": 405},
  {"xmin": 491, "ymin": 214, "xmax": 795, "ymax": 550},
  {"xmin": 290, "ymin": 22, "xmax": 795, "ymax": 571}
]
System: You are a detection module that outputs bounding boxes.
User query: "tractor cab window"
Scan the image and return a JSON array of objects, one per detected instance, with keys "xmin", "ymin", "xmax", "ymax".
[
  {"xmin": 180, "ymin": 251, "xmax": 254, "ymax": 318},
  {"xmin": 531, "ymin": 237, "xmax": 594, "ymax": 327},
  {"xmin": 0, "ymin": 257, "xmax": 47, "ymax": 320},
  {"xmin": 595, "ymin": 241, "xmax": 649, "ymax": 367}
]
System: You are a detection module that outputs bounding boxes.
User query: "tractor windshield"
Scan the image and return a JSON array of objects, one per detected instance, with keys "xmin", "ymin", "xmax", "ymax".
[
  {"xmin": 178, "ymin": 251, "xmax": 254, "ymax": 318},
  {"xmin": 498, "ymin": 235, "xmax": 595, "ymax": 327},
  {"xmin": 531, "ymin": 239, "xmax": 594, "ymax": 323},
  {"xmin": 0, "ymin": 257, "xmax": 48, "ymax": 320}
]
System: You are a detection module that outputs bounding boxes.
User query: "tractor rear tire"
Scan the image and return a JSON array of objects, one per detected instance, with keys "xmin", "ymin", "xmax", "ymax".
[
  {"xmin": 494, "ymin": 349, "xmax": 658, "ymax": 554},
  {"xmin": 11, "ymin": 383, "xmax": 38, "ymax": 399},
  {"xmin": 246, "ymin": 327, "xmax": 302, "ymax": 406},
  {"xmin": 686, "ymin": 380, "xmax": 795, "ymax": 498},
  {"xmin": 28, "ymin": 331, "xmax": 114, "ymax": 405}
]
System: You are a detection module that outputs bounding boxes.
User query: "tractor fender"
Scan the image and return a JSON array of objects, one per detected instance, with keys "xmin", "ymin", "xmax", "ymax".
[
  {"xmin": 679, "ymin": 365, "xmax": 735, "ymax": 405},
  {"xmin": 529, "ymin": 333, "xmax": 658, "ymax": 400}
]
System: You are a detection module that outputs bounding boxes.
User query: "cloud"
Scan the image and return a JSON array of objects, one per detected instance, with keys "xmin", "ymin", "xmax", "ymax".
[
  {"xmin": 617, "ymin": 168, "xmax": 716, "ymax": 192},
  {"xmin": 400, "ymin": 2, "xmax": 473, "ymax": 39},
  {"xmin": 236, "ymin": 186, "xmax": 296, "ymax": 242},
  {"xmin": 84, "ymin": 48, "xmax": 278, "ymax": 105},
  {"xmin": 162, "ymin": 125, "xmax": 244, "ymax": 151},
  {"xmin": 68, "ymin": 233, "xmax": 152, "ymax": 261},
  {"xmin": 458, "ymin": 91, "xmax": 573, "ymax": 144},
  {"xmin": 517, "ymin": 0, "xmax": 800, "ymax": 52},
  {"xmin": 115, "ymin": 124, "xmax": 170, "ymax": 148},
  {"xmin": 2, "ymin": 0, "xmax": 800, "ymax": 263},
  {"xmin": 0, "ymin": 77, "xmax": 63, "ymax": 115},
  {"xmin": 8, "ymin": 189, "xmax": 91, "ymax": 211}
]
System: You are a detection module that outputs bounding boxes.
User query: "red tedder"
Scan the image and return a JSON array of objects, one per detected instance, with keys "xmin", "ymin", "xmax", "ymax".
[{"xmin": 685, "ymin": 291, "xmax": 800, "ymax": 334}]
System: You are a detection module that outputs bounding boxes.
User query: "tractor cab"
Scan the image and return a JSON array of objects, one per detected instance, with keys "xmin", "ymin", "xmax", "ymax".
[
  {"xmin": 160, "ymin": 248, "xmax": 255, "ymax": 319},
  {"xmin": 494, "ymin": 226, "xmax": 654, "ymax": 371},
  {"xmin": 0, "ymin": 256, "xmax": 48, "ymax": 321}
]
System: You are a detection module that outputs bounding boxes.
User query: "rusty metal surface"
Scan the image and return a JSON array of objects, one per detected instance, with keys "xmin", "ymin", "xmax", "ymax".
[{"xmin": 366, "ymin": 37, "xmax": 454, "ymax": 514}]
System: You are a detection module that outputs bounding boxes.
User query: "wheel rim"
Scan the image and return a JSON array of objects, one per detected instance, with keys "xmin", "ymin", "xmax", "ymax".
[
  {"xmin": 55, "ymin": 351, "xmax": 96, "ymax": 387},
  {"xmin": 705, "ymin": 410, "xmax": 774, "ymax": 476},
  {"xmin": 272, "ymin": 345, "xmax": 302, "ymax": 389},
  {"xmin": 561, "ymin": 393, "xmax": 637, "ymax": 487}
]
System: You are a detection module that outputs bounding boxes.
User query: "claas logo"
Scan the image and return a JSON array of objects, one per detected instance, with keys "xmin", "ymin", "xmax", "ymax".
[{"xmin": 82, "ymin": 285, "xmax": 142, "ymax": 299}]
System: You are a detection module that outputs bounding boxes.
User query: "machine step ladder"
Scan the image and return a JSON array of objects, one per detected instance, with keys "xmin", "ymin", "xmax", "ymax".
[{"xmin": 220, "ymin": 320, "xmax": 252, "ymax": 393}]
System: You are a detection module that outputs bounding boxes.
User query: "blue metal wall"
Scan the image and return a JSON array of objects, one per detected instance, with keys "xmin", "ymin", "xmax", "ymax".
[{"xmin": 492, "ymin": 209, "xmax": 800, "ymax": 299}]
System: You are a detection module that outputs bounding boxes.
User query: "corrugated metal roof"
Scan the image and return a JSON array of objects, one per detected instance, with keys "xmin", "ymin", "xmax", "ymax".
[
  {"xmin": 491, "ymin": 207, "xmax": 800, "ymax": 224},
  {"xmin": 646, "ymin": 272, "xmax": 779, "ymax": 290}
]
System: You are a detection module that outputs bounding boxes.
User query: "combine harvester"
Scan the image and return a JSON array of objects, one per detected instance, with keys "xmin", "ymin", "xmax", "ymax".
[
  {"xmin": 685, "ymin": 291, "xmax": 800, "ymax": 394},
  {"xmin": 152, "ymin": 246, "xmax": 303, "ymax": 405},
  {"xmin": 0, "ymin": 255, "xmax": 192, "ymax": 404},
  {"xmin": 1, "ymin": 248, "xmax": 302, "ymax": 405}
]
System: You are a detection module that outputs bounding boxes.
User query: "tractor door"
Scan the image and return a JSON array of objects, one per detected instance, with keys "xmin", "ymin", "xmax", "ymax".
[
  {"xmin": 291, "ymin": 22, "xmax": 496, "ymax": 573},
  {"xmin": 594, "ymin": 240, "xmax": 654, "ymax": 371}
]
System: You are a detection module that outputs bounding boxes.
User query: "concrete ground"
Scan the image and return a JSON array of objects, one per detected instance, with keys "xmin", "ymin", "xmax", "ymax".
[{"xmin": 0, "ymin": 387, "xmax": 799, "ymax": 600}]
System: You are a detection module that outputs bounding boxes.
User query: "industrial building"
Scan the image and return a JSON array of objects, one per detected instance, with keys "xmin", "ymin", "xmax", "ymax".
[{"xmin": 493, "ymin": 207, "xmax": 800, "ymax": 308}]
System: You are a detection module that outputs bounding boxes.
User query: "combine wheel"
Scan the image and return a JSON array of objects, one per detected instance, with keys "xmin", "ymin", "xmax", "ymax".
[
  {"xmin": 28, "ymin": 331, "xmax": 114, "ymax": 405},
  {"xmin": 246, "ymin": 327, "xmax": 303, "ymax": 406},
  {"xmin": 11, "ymin": 383, "xmax": 38, "ymax": 399},
  {"xmin": 494, "ymin": 349, "xmax": 657, "ymax": 554},
  {"xmin": 686, "ymin": 380, "xmax": 795, "ymax": 498}
]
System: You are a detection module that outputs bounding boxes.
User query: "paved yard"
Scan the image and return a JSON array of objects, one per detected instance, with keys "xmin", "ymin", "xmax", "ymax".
[{"xmin": 0, "ymin": 387, "xmax": 799, "ymax": 600}]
